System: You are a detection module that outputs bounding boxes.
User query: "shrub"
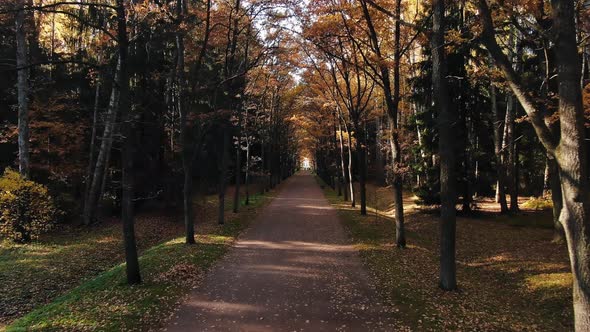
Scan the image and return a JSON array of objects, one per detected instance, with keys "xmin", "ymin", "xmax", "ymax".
[
  {"xmin": 0, "ymin": 169, "xmax": 58, "ymax": 242},
  {"xmin": 414, "ymin": 183, "xmax": 441, "ymax": 205}
]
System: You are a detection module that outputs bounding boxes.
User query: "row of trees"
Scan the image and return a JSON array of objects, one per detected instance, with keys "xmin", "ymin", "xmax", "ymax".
[
  {"xmin": 1, "ymin": 0, "xmax": 299, "ymax": 283},
  {"xmin": 2, "ymin": 0, "xmax": 590, "ymax": 330},
  {"xmin": 294, "ymin": 0, "xmax": 590, "ymax": 330}
]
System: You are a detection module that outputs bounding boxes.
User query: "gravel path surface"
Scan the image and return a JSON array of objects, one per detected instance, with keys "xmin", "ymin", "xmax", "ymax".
[{"xmin": 164, "ymin": 172, "xmax": 397, "ymax": 331}]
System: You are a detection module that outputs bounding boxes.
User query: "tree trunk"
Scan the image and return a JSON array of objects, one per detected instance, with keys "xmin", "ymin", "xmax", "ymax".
[
  {"xmin": 218, "ymin": 126, "xmax": 230, "ymax": 225},
  {"xmin": 260, "ymin": 140, "xmax": 266, "ymax": 194},
  {"xmin": 552, "ymin": 3, "xmax": 590, "ymax": 328},
  {"xmin": 390, "ymin": 125, "xmax": 405, "ymax": 247},
  {"xmin": 84, "ymin": 76, "xmax": 101, "ymax": 204},
  {"xmin": 117, "ymin": 0, "xmax": 141, "ymax": 285},
  {"xmin": 543, "ymin": 156, "xmax": 551, "ymax": 197},
  {"xmin": 333, "ymin": 112, "xmax": 342, "ymax": 196},
  {"xmin": 547, "ymin": 155, "xmax": 565, "ymax": 243},
  {"xmin": 346, "ymin": 123, "xmax": 355, "ymax": 207},
  {"xmin": 375, "ymin": 115, "xmax": 385, "ymax": 186},
  {"xmin": 511, "ymin": 139, "xmax": 519, "ymax": 212},
  {"xmin": 97, "ymin": 141, "xmax": 113, "ymax": 217},
  {"xmin": 245, "ymin": 141, "xmax": 250, "ymax": 205},
  {"xmin": 269, "ymin": 139, "xmax": 275, "ymax": 189},
  {"xmin": 267, "ymin": 144, "xmax": 272, "ymax": 190},
  {"xmin": 460, "ymin": 110, "xmax": 473, "ymax": 214},
  {"xmin": 182, "ymin": 162, "xmax": 195, "ymax": 242},
  {"xmin": 390, "ymin": 0, "xmax": 405, "ymax": 247},
  {"xmin": 16, "ymin": 0, "xmax": 30, "ymax": 179},
  {"xmin": 356, "ymin": 125, "xmax": 367, "ymax": 216},
  {"xmin": 503, "ymin": 95, "xmax": 518, "ymax": 213},
  {"xmin": 233, "ymin": 108, "xmax": 242, "ymax": 213},
  {"xmin": 176, "ymin": 2, "xmax": 195, "ymax": 244},
  {"xmin": 493, "ymin": 84, "xmax": 507, "ymax": 211},
  {"xmin": 432, "ymin": 0, "xmax": 457, "ymax": 291},
  {"xmin": 414, "ymin": 104, "xmax": 428, "ymax": 186},
  {"xmin": 359, "ymin": 0, "xmax": 405, "ymax": 246},
  {"xmin": 83, "ymin": 58, "xmax": 121, "ymax": 225},
  {"xmin": 338, "ymin": 118, "xmax": 349, "ymax": 202}
]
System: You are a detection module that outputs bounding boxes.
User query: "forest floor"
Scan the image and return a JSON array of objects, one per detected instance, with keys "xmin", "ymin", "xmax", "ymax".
[
  {"xmin": 323, "ymin": 180, "xmax": 572, "ymax": 331},
  {"xmin": 0, "ymin": 175, "xmax": 572, "ymax": 331},
  {"xmin": 0, "ymin": 183, "xmax": 271, "ymax": 331}
]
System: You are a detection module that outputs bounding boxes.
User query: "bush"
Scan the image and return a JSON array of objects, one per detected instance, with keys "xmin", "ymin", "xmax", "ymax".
[{"xmin": 0, "ymin": 169, "xmax": 58, "ymax": 242}]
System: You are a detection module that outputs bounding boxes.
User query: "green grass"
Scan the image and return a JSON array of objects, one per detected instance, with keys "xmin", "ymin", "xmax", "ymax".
[
  {"xmin": 522, "ymin": 196, "xmax": 553, "ymax": 211},
  {"xmin": 0, "ymin": 215, "xmax": 185, "ymax": 328},
  {"xmin": 3, "ymin": 187, "xmax": 277, "ymax": 332},
  {"xmin": 6, "ymin": 237, "xmax": 223, "ymax": 331}
]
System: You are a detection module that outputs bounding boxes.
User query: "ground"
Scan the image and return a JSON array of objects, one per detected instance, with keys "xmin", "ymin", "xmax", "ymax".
[
  {"xmin": 0, "ymin": 183, "xmax": 268, "ymax": 331},
  {"xmin": 0, "ymin": 173, "xmax": 574, "ymax": 331},
  {"xmin": 328, "ymin": 181, "xmax": 572, "ymax": 331},
  {"xmin": 0, "ymin": 212, "xmax": 183, "ymax": 328},
  {"xmin": 165, "ymin": 172, "xmax": 399, "ymax": 331}
]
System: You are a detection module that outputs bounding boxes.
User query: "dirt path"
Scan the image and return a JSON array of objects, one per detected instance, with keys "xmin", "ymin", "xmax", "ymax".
[{"xmin": 164, "ymin": 172, "xmax": 397, "ymax": 331}]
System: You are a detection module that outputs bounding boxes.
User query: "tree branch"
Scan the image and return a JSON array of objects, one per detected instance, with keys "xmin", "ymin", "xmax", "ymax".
[{"xmin": 477, "ymin": 0, "xmax": 557, "ymax": 151}]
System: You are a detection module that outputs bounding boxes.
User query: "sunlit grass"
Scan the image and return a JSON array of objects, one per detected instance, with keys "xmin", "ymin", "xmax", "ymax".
[
  {"xmin": 522, "ymin": 196, "xmax": 554, "ymax": 210},
  {"xmin": 526, "ymin": 273, "xmax": 572, "ymax": 291}
]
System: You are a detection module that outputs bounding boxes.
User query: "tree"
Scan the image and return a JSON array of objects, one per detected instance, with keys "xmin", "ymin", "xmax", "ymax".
[
  {"xmin": 491, "ymin": 83, "xmax": 509, "ymax": 212},
  {"xmin": 177, "ymin": 0, "xmax": 195, "ymax": 244},
  {"xmin": 478, "ymin": 0, "xmax": 590, "ymax": 328},
  {"xmin": 303, "ymin": 3, "xmax": 376, "ymax": 215},
  {"xmin": 432, "ymin": 0, "xmax": 457, "ymax": 291},
  {"xmin": 358, "ymin": 0, "xmax": 406, "ymax": 247},
  {"xmin": 83, "ymin": 58, "xmax": 121, "ymax": 225},
  {"xmin": 116, "ymin": 0, "xmax": 141, "ymax": 285},
  {"xmin": 15, "ymin": 0, "xmax": 30, "ymax": 179},
  {"xmin": 176, "ymin": 0, "xmax": 212, "ymax": 244}
]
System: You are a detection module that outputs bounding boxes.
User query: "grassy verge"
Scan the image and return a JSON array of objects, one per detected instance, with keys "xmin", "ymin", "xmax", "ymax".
[
  {"xmin": 318, "ymin": 177, "xmax": 572, "ymax": 331},
  {"xmin": 0, "ymin": 213, "xmax": 184, "ymax": 328},
  {"xmin": 4, "ymin": 187, "xmax": 278, "ymax": 331}
]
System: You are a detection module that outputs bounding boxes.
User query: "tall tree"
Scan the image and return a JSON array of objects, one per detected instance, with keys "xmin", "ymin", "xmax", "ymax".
[
  {"xmin": 15, "ymin": 0, "xmax": 30, "ymax": 178},
  {"xmin": 478, "ymin": 0, "xmax": 590, "ymax": 328},
  {"xmin": 358, "ymin": 0, "xmax": 406, "ymax": 247},
  {"xmin": 177, "ymin": 0, "xmax": 194, "ymax": 244},
  {"xmin": 502, "ymin": 94, "xmax": 518, "ymax": 212},
  {"xmin": 432, "ymin": 0, "xmax": 457, "ymax": 291},
  {"xmin": 218, "ymin": 123, "xmax": 230, "ymax": 225},
  {"xmin": 116, "ymin": 0, "xmax": 141, "ymax": 285},
  {"xmin": 83, "ymin": 59, "xmax": 120, "ymax": 225},
  {"xmin": 491, "ymin": 83, "xmax": 509, "ymax": 212}
]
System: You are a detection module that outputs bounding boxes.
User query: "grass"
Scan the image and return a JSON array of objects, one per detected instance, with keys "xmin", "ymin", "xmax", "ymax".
[
  {"xmin": 2, "ymin": 184, "xmax": 276, "ymax": 331},
  {"xmin": 319, "ymin": 177, "xmax": 573, "ymax": 331},
  {"xmin": 0, "ymin": 213, "xmax": 185, "ymax": 328},
  {"xmin": 6, "ymin": 237, "xmax": 225, "ymax": 331},
  {"xmin": 522, "ymin": 196, "xmax": 554, "ymax": 211}
]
